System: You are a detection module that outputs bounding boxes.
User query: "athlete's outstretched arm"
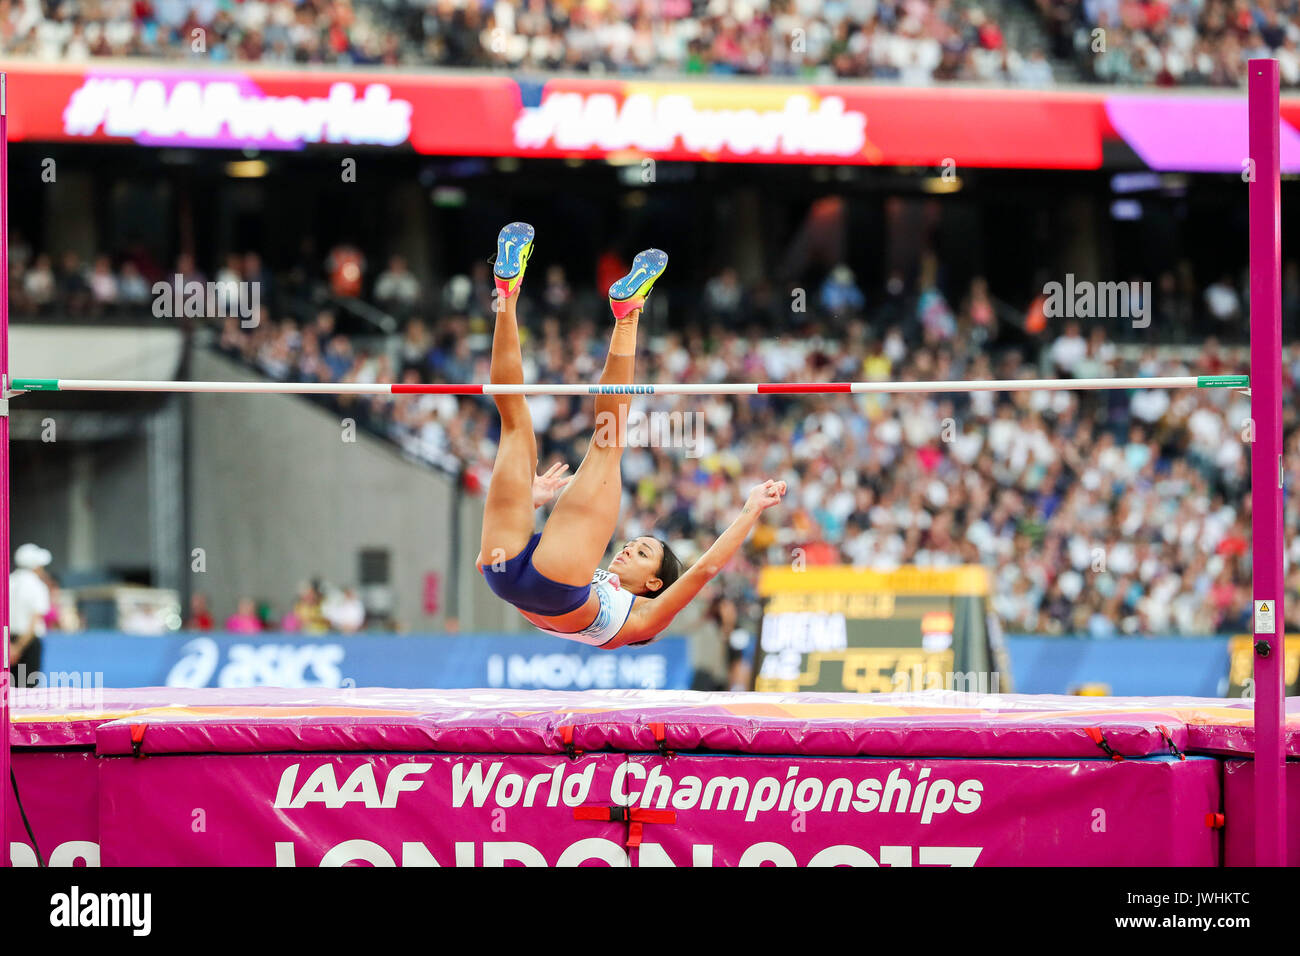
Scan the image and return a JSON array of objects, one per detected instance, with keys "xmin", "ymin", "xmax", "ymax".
[{"xmin": 614, "ymin": 480, "xmax": 787, "ymax": 646}]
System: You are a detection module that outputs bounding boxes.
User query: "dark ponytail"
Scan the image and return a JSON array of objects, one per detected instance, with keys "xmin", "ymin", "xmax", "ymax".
[{"xmin": 644, "ymin": 537, "xmax": 682, "ymax": 598}]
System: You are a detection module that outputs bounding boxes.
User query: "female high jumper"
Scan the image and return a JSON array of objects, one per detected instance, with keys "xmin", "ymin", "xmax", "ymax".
[{"xmin": 476, "ymin": 222, "xmax": 786, "ymax": 649}]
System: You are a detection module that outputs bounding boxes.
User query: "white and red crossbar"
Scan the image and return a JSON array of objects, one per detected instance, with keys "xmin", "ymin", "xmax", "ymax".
[{"xmin": 8, "ymin": 375, "xmax": 1250, "ymax": 397}]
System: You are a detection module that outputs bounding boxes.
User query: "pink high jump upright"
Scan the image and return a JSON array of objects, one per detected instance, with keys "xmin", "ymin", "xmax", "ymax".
[
  {"xmin": 1248, "ymin": 57, "xmax": 1287, "ymax": 867},
  {"xmin": 1, "ymin": 71, "xmax": 10, "ymax": 867}
]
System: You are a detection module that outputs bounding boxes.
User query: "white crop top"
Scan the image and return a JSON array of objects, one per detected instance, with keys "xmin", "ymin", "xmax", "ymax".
[{"xmin": 533, "ymin": 569, "xmax": 636, "ymax": 647}]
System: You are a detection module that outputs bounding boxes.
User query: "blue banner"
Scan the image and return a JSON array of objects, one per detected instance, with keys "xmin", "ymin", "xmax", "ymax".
[
  {"xmin": 1004, "ymin": 635, "xmax": 1231, "ymax": 697},
  {"xmin": 39, "ymin": 631, "xmax": 692, "ymax": 691},
  {"xmin": 37, "ymin": 632, "xmax": 1230, "ymax": 696}
]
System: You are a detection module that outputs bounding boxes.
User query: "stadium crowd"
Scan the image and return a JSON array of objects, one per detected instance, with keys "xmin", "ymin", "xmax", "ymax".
[
  {"xmin": 184, "ymin": 584, "xmax": 371, "ymax": 633},
  {"xmin": 15, "ymin": 237, "xmax": 1300, "ymax": 645},
  {"xmin": 1040, "ymin": 0, "xmax": 1300, "ymax": 87},
  {"xmin": 185, "ymin": 252, "xmax": 1299, "ymax": 643},
  {"xmin": 6, "ymin": 0, "xmax": 1300, "ymax": 88},
  {"xmin": 0, "ymin": 0, "xmax": 1046, "ymax": 84},
  {"xmin": 6, "ymin": 234, "xmax": 273, "ymax": 319}
]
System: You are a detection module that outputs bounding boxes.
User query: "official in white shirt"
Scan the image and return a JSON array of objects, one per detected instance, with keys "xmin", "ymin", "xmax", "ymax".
[{"xmin": 9, "ymin": 543, "xmax": 53, "ymax": 687}]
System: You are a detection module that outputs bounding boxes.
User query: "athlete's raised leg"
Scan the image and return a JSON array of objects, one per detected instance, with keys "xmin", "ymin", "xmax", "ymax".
[
  {"xmin": 478, "ymin": 222, "xmax": 539, "ymax": 569},
  {"xmin": 533, "ymin": 250, "xmax": 668, "ymax": 585}
]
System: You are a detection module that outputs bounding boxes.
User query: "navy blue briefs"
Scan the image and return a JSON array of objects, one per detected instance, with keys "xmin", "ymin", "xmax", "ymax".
[{"xmin": 480, "ymin": 533, "xmax": 592, "ymax": 616}]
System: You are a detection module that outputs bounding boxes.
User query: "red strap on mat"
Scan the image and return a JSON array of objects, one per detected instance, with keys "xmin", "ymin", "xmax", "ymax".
[
  {"xmin": 572, "ymin": 805, "xmax": 678, "ymax": 847},
  {"xmin": 1156, "ymin": 724, "xmax": 1187, "ymax": 760},
  {"xmin": 1084, "ymin": 726, "xmax": 1125, "ymax": 760},
  {"xmin": 558, "ymin": 725, "xmax": 583, "ymax": 758},
  {"xmin": 649, "ymin": 722, "xmax": 674, "ymax": 757},
  {"xmin": 629, "ymin": 808, "xmax": 676, "ymax": 824},
  {"xmin": 572, "ymin": 806, "xmax": 677, "ymax": 824}
]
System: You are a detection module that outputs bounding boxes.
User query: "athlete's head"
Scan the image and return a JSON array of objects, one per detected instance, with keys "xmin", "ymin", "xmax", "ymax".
[{"xmin": 609, "ymin": 535, "xmax": 682, "ymax": 598}]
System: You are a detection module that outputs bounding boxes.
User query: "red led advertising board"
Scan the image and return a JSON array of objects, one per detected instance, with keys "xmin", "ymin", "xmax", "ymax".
[{"xmin": 4, "ymin": 61, "xmax": 1299, "ymax": 172}]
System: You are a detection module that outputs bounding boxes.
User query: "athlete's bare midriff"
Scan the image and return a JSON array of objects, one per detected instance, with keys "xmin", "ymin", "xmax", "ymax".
[{"xmin": 518, "ymin": 593, "xmax": 601, "ymax": 633}]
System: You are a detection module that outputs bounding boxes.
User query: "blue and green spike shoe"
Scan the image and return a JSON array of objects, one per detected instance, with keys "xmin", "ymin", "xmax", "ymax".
[
  {"xmin": 493, "ymin": 222, "xmax": 535, "ymax": 299},
  {"xmin": 608, "ymin": 248, "xmax": 668, "ymax": 318}
]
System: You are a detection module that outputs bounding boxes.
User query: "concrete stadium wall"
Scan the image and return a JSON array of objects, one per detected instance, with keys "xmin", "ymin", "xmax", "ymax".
[
  {"xmin": 12, "ymin": 324, "xmax": 185, "ymax": 381},
  {"xmin": 12, "ymin": 437, "xmax": 153, "ymax": 581},
  {"xmin": 187, "ymin": 351, "xmax": 514, "ymax": 632}
]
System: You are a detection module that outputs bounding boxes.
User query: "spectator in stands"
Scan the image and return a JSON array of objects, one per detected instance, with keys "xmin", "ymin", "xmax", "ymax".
[
  {"xmin": 186, "ymin": 593, "xmax": 215, "ymax": 631},
  {"xmin": 280, "ymin": 581, "xmax": 329, "ymax": 634},
  {"xmin": 1204, "ymin": 274, "xmax": 1243, "ymax": 325},
  {"xmin": 820, "ymin": 264, "xmax": 865, "ymax": 317},
  {"xmin": 256, "ymin": 600, "xmax": 281, "ymax": 630},
  {"xmin": 293, "ymin": 326, "xmax": 327, "ymax": 382},
  {"xmin": 1049, "ymin": 320, "xmax": 1089, "ymax": 375},
  {"xmin": 214, "ymin": 253, "xmax": 243, "ymax": 306},
  {"xmin": 916, "ymin": 262, "xmax": 956, "ymax": 340},
  {"xmin": 58, "ymin": 252, "xmax": 92, "ymax": 316},
  {"xmin": 704, "ymin": 267, "xmax": 744, "ymax": 322},
  {"xmin": 327, "ymin": 242, "xmax": 366, "ymax": 298},
  {"xmin": 960, "ymin": 276, "xmax": 998, "ymax": 345},
  {"xmin": 1017, "ymin": 48, "xmax": 1055, "ymax": 86},
  {"xmin": 175, "ymin": 251, "xmax": 206, "ymax": 289},
  {"xmin": 243, "ymin": 252, "xmax": 272, "ymax": 304},
  {"xmin": 119, "ymin": 262, "xmax": 152, "ymax": 308},
  {"xmin": 9, "ymin": 231, "xmax": 31, "ymax": 277},
  {"xmin": 23, "ymin": 253, "xmax": 56, "ymax": 313},
  {"xmin": 257, "ymin": 320, "xmax": 297, "ymax": 379},
  {"xmin": 542, "ymin": 264, "xmax": 573, "ymax": 317},
  {"xmin": 398, "ymin": 316, "xmax": 433, "ymax": 374},
  {"xmin": 224, "ymin": 598, "xmax": 264, "ymax": 634},
  {"xmin": 89, "ymin": 255, "xmax": 120, "ymax": 313},
  {"xmin": 322, "ymin": 586, "xmax": 366, "ymax": 633},
  {"xmin": 310, "ymin": 309, "xmax": 336, "ymax": 343},
  {"xmin": 324, "ymin": 334, "xmax": 355, "ymax": 380},
  {"xmin": 9, "ymin": 543, "xmax": 52, "ymax": 687},
  {"xmin": 468, "ymin": 260, "xmax": 496, "ymax": 318},
  {"xmin": 374, "ymin": 254, "xmax": 422, "ymax": 313},
  {"xmin": 596, "ymin": 248, "xmax": 629, "ymax": 302}
]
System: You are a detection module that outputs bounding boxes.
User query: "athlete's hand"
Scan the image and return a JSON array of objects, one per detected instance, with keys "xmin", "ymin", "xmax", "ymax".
[
  {"xmin": 745, "ymin": 479, "xmax": 787, "ymax": 514},
  {"xmin": 533, "ymin": 461, "xmax": 573, "ymax": 509}
]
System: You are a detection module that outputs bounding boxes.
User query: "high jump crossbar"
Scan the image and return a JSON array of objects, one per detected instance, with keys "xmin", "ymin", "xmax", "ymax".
[{"xmin": 4, "ymin": 375, "xmax": 1252, "ymax": 397}]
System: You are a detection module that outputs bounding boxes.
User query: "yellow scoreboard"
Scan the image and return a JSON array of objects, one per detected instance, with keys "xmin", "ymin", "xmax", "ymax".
[
  {"xmin": 753, "ymin": 565, "xmax": 1011, "ymax": 694},
  {"xmin": 1226, "ymin": 635, "xmax": 1300, "ymax": 697}
]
